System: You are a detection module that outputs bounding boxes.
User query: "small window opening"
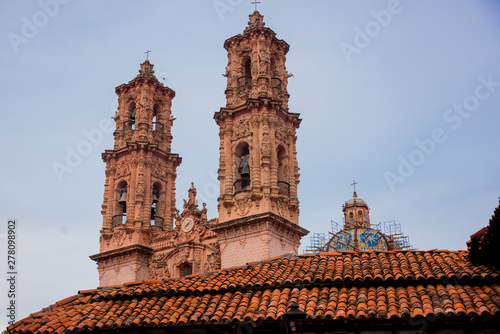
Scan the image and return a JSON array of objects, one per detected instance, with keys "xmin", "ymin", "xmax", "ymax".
[{"xmin": 179, "ymin": 264, "xmax": 192, "ymax": 278}]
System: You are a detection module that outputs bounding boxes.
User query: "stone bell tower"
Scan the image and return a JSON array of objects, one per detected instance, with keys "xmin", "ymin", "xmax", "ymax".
[
  {"xmin": 212, "ymin": 11, "xmax": 308, "ymax": 268},
  {"xmin": 90, "ymin": 60, "xmax": 181, "ymax": 286}
]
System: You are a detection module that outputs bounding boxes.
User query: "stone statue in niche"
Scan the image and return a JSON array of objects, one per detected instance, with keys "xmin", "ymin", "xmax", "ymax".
[{"xmin": 258, "ymin": 48, "xmax": 270, "ymax": 76}]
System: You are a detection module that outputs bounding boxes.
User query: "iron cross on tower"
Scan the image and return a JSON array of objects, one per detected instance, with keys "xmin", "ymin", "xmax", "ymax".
[
  {"xmin": 145, "ymin": 49, "xmax": 151, "ymax": 60},
  {"xmin": 251, "ymin": 1, "xmax": 261, "ymax": 11},
  {"xmin": 351, "ymin": 180, "xmax": 358, "ymax": 193}
]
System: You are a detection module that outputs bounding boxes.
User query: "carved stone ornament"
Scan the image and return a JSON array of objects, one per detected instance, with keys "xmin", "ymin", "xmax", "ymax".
[
  {"xmin": 261, "ymin": 143, "xmax": 272, "ymax": 157},
  {"xmin": 276, "ymin": 120, "xmax": 289, "ymax": 142},
  {"xmin": 204, "ymin": 244, "xmax": 221, "ymax": 271},
  {"xmin": 237, "ymin": 44, "xmax": 250, "ymax": 56},
  {"xmin": 239, "ymin": 238, "xmax": 247, "ymax": 249},
  {"xmin": 148, "ymin": 252, "xmax": 171, "ymax": 280},
  {"xmin": 234, "ymin": 192, "xmax": 252, "ymax": 216},
  {"xmin": 281, "ymin": 236, "xmax": 286, "ymax": 249},
  {"xmin": 180, "ymin": 247, "xmax": 190, "ymax": 262},
  {"xmin": 233, "ymin": 118, "xmax": 250, "ymax": 139},
  {"xmin": 112, "ymin": 228, "xmax": 126, "ymax": 247},
  {"xmin": 276, "ymin": 196, "xmax": 289, "ymax": 217},
  {"xmin": 116, "ymin": 161, "xmax": 130, "ymax": 178}
]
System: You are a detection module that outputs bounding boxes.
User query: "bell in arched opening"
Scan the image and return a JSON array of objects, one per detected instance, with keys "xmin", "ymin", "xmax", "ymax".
[
  {"xmin": 152, "ymin": 188, "xmax": 159, "ymax": 204},
  {"xmin": 118, "ymin": 188, "xmax": 127, "ymax": 213},
  {"xmin": 238, "ymin": 147, "xmax": 250, "ymax": 178}
]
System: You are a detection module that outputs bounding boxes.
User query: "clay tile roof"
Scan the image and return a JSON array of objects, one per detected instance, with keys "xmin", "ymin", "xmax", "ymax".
[{"xmin": 8, "ymin": 250, "xmax": 500, "ymax": 333}]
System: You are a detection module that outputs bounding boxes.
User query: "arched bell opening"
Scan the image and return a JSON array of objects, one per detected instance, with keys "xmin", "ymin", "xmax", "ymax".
[
  {"xmin": 113, "ymin": 180, "xmax": 128, "ymax": 227},
  {"xmin": 152, "ymin": 103, "xmax": 163, "ymax": 132},
  {"xmin": 234, "ymin": 142, "xmax": 251, "ymax": 193},
  {"xmin": 237, "ymin": 57, "xmax": 252, "ymax": 88},
  {"xmin": 277, "ymin": 145, "xmax": 290, "ymax": 196},
  {"xmin": 124, "ymin": 102, "xmax": 136, "ymax": 130},
  {"xmin": 150, "ymin": 182, "xmax": 163, "ymax": 229}
]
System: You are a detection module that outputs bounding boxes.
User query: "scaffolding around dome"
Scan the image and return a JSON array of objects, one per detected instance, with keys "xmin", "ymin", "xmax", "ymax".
[{"xmin": 305, "ymin": 219, "xmax": 414, "ymax": 253}]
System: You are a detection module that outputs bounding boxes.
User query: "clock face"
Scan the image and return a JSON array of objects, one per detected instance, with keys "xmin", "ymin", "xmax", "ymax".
[{"xmin": 181, "ymin": 217, "xmax": 194, "ymax": 232}]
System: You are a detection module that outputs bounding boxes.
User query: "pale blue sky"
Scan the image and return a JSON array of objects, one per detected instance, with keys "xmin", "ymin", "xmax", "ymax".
[{"xmin": 1, "ymin": 0, "xmax": 500, "ymax": 328}]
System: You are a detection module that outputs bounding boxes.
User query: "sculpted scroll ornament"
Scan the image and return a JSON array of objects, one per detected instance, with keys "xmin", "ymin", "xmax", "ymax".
[{"xmin": 234, "ymin": 192, "xmax": 252, "ymax": 216}]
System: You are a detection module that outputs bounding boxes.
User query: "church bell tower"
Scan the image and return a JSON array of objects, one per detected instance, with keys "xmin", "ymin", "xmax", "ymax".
[
  {"xmin": 90, "ymin": 60, "xmax": 181, "ymax": 286},
  {"xmin": 212, "ymin": 11, "xmax": 308, "ymax": 268}
]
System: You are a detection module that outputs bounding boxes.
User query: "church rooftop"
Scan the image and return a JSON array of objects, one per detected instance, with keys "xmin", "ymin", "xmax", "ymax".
[{"xmin": 8, "ymin": 250, "xmax": 500, "ymax": 333}]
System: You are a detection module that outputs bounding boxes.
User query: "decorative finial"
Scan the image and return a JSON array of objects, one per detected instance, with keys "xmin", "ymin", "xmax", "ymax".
[
  {"xmin": 251, "ymin": 1, "xmax": 261, "ymax": 11},
  {"xmin": 145, "ymin": 49, "xmax": 151, "ymax": 60},
  {"xmin": 351, "ymin": 180, "xmax": 358, "ymax": 196}
]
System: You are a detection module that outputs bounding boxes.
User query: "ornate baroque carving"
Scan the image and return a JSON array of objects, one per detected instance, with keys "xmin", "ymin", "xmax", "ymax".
[
  {"xmin": 234, "ymin": 192, "xmax": 252, "ymax": 216},
  {"xmin": 233, "ymin": 118, "xmax": 250, "ymax": 139},
  {"xmin": 275, "ymin": 196, "xmax": 289, "ymax": 217},
  {"xmin": 148, "ymin": 252, "xmax": 171, "ymax": 280},
  {"xmin": 112, "ymin": 229, "xmax": 126, "ymax": 247}
]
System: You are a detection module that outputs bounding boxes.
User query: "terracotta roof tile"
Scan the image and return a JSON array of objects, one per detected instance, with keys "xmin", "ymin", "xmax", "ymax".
[{"xmin": 8, "ymin": 250, "xmax": 500, "ymax": 333}]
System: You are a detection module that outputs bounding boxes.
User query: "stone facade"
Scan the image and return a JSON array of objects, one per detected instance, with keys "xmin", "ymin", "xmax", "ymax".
[
  {"xmin": 91, "ymin": 11, "xmax": 309, "ymax": 285},
  {"xmin": 90, "ymin": 63, "xmax": 220, "ymax": 286},
  {"xmin": 213, "ymin": 11, "xmax": 308, "ymax": 268}
]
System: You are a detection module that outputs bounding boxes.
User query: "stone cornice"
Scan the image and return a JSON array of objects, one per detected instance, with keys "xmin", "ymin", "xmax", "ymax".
[
  {"xmin": 115, "ymin": 76, "xmax": 175, "ymax": 99},
  {"xmin": 223, "ymin": 27, "xmax": 289, "ymax": 54},
  {"xmin": 214, "ymin": 98, "xmax": 301, "ymax": 127},
  {"xmin": 89, "ymin": 244, "xmax": 153, "ymax": 262},
  {"xmin": 102, "ymin": 142, "xmax": 181, "ymax": 164},
  {"xmin": 208, "ymin": 212, "xmax": 309, "ymax": 237}
]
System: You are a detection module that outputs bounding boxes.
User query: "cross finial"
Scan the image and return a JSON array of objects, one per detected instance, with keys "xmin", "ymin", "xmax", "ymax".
[
  {"xmin": 251, "ymin": 1, "xmax": 260, "ymax": 11},
  {"xmin": 351, "ymin": 180, "xmax": 358, "ymax": 193},
  {"xmin": 145, "ymin": 49, "xmax": 151, "ymax": 60}
]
